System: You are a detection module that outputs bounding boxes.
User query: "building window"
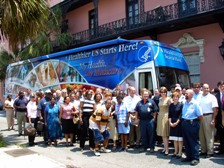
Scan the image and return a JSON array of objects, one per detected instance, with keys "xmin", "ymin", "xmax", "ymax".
[
  {"xmin": 184, "ymin": 53, "xmax": 200, "ymax": 84},
  {"xmin": 171, "ymin": 33, "xmax": 204, "ymax": 85},
  {"xmin": 89, "ymin": 9, "xmax": 96, "ymax": 37},
  {"xmin": 126, "ymin": 0, "xmax": 139, "ymax": 26},
  {"xmin": 178, "ymin": 0, "xmax": 197, "ymax": 17}
]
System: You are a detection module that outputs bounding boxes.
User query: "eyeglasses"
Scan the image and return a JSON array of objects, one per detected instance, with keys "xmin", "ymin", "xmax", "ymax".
[
  {"xmin": 160, "ymin": 92, "xmax": 166, "ymax": 94},
  {"xmin": 193, "ymin": 87, "xmax": 200, "ymax": 89}
]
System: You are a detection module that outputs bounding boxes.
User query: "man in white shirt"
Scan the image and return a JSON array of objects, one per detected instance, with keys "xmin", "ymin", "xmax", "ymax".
[
  {"xmin": 198, "ymin": 83, "xmax": 218, "ymax": 158},
  {"xmin": 123, "ymin": 86, "xmax": 141, "ymax": 148},
  {"xmin": 175, "ymin": 86, "xmax": 186, "ymax": 104}
]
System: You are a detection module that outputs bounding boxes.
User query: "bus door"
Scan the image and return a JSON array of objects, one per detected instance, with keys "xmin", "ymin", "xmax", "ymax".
[{"xmin": 135, "ymin": 68, "xmax": 156, "ymax": 95}]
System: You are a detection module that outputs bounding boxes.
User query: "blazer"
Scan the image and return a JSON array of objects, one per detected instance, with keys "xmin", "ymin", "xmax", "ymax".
[{"xmin": 215, "ymin": 91, "xmax": 222, "ymax": 124}]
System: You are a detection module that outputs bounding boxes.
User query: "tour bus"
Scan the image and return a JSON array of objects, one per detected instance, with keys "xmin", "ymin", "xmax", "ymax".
[{"xmin": 5, "ymin": 38, "xmax": 190, "ymax": 96}]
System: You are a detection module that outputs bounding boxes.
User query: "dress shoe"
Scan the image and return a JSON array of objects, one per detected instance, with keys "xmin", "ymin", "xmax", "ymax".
[
  {"xmin": 191, "ymin": 160, "xmax": 199, "ymax": 166},
  {"xmin": 176, "ymin": 155, "xmax": 182, "ymax": 159},
  {"xmin": 171, "ymin": 154, "xmax": 177, "ymax": 158},
  {"xmin": 199, "ymin": 152, "xmax": 206, "ymax": 156}
]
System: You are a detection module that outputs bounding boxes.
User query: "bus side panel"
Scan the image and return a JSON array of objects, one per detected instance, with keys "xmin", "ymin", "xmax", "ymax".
[{"xmin": 5, "ymin": 41, "xmax": 154, "ymax": 95}]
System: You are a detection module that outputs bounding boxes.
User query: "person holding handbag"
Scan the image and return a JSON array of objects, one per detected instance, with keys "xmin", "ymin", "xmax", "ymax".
[{"xmin": 27, "ymin": 94, "xmax": 38, "ymax": 146}]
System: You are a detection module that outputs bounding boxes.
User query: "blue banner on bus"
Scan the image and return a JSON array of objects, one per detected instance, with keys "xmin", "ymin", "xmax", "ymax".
[{"xmin": 5, "ymin": 38, "xmax": 189, "ymax": 95}]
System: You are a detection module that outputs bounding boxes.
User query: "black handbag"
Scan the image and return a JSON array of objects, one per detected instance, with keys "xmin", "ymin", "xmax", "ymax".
[{"xmin": 37, "ymin": 121, "xmax": 44, "ymax": 132}]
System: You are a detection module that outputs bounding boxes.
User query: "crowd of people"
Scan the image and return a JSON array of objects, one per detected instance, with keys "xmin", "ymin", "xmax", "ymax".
[{"xmin": 3, "ymin": 82, "xmax": 224, "ymax": 166}]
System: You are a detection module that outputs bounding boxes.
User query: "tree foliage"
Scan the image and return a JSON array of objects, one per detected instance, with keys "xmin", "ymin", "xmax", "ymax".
[
  {"xmin": 0, "ymin": 3, "xmax": 73, "ymax": 81},
  {"xmin": 18, "ymin": 7, "xmax": 73, "ymax": 60},
  {"xmin": 0, "ymin": 0, "xmax": 49, "ymax": 51},
  {"xmin": 0, "ymin": 50, "xmax": 15, "ymax": 80}
]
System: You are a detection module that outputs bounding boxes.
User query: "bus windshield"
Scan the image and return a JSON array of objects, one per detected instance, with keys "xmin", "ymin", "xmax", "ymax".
[{"xmin": 156, "ymin": 67, "xmax": 190, "ymax": 90}]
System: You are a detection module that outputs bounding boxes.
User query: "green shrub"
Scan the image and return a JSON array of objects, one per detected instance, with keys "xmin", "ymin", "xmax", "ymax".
[{"xmin": 0, "ymin": 133, "xmax": 8, "ymax": 147}]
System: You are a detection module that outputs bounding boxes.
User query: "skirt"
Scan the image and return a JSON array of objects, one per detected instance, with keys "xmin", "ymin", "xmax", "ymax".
[
  {"xmin": 117, "ymin": 123, "xmax": 130, "ymax": 134},
  {"xmin": 61, "ymin": 118, "xmax": 74, "ymax": 134}
]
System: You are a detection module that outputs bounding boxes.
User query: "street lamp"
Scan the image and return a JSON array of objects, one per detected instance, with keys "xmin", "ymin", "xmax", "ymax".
[{"xmin": 219, "ymin": 39, "xmax": 224, "ymax": 60}]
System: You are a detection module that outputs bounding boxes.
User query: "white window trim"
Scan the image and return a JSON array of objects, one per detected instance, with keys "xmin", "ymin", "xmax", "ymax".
[{"xmin": 171, "ymin": 33, "xmax": 205, "ymax": 63}]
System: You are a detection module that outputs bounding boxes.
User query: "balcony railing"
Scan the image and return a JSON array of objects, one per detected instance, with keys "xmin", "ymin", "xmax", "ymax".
[{"xmin": 70, "ymin": 0, "xmax": 224, "ymax": 45}]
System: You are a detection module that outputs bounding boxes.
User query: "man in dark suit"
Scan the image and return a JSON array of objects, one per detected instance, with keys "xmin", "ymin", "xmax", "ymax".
[
  {"xmin": 215, "ymin": 81, "xmax": 224, "ymax": 154},
  {"xmin": 152, "ymin": 89, "xmax": 162, "ymax": 146}
]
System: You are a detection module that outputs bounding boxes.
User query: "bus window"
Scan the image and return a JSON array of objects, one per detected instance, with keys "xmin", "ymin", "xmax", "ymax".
[
  {"xmin": 176, "ymin": 69, "xmax": 191, "ymax": 89},
  {"xmin": 120, "ymin": 73, "xmax": 136, "ymax": 92},
  {"xmin": 138, "ymin": 72, "xmax": 153, "ymax": 94},
  {"xmin": 157, "ymin": 67, "xmax": 177, "ymax": 90}
]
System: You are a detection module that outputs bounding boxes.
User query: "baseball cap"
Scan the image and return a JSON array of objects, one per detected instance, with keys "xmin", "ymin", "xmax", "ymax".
[
  {"xmin": 45, "ymin": 89, "xmax": 52, "ymax": 94},
  {"xmin": 30, "ymin": 94, "xmax": 35, "ymax": 98},
  {"xmin": 175, "ymin": 86, "xmax": 182, "ymax": 91}
]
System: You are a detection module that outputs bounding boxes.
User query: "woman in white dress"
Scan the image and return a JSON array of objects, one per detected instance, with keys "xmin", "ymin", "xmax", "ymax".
[{"xmin": 4, "ymin": 95, "xmax": 15, "ymax": 130}]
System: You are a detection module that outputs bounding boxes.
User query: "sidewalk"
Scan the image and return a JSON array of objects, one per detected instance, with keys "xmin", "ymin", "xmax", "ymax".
[
  {"xmin": 1, "ymin": 110, "xmax": 224, "ymax": 168},
  {"xmin": 0, "ymin": 110, "xmax": 65, "ymax": 168}
]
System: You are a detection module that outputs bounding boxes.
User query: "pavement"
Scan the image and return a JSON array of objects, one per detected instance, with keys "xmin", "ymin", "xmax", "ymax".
[
  {"xmin": 0, "ymin": 110, "xmax": 64, "ymax": 168},
  {"xmin": 0, "ymin": 110, "xmax": 224, "ymax": 168}
]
